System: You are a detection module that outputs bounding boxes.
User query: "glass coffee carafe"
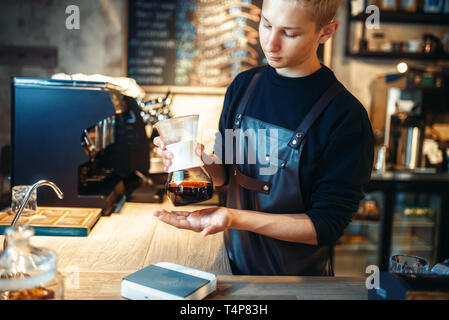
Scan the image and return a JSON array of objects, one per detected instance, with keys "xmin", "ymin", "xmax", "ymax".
[
  {"xmin": 154, "ymin": 115, "xmax": 214, "ymax": 206},
  {"xmin": 0, "ymin": 225, "xmax": 64, "ymax": 300},
  {"xmin": 166, "ymin": 168, "xmax": 213, "ymax": 206}
]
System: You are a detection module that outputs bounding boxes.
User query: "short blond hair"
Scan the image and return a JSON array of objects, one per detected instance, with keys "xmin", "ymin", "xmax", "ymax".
[{"xmin": 289, "ymin": 0, "xmax": 342, "ymax": 29}]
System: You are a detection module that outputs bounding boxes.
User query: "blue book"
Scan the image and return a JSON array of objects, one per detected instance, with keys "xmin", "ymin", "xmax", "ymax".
[{"xmin": 121, "ymin": 262, "xmax": 216, "ymax": 300}]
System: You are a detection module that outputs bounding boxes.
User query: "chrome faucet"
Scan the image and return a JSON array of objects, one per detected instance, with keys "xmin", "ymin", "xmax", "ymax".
[
  {"xmin": 10, "ymin": 180, "xmax": 64, "ymax": 228},
  {"xmin": 2, "ymin": 180, "xmax": 63, "ymax": 251}
]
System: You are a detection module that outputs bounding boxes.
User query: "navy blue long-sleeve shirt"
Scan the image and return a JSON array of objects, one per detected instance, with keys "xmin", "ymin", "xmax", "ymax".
[{"xmin": 216, "ymin": 65, "xmax": 374, "ymax": 246}]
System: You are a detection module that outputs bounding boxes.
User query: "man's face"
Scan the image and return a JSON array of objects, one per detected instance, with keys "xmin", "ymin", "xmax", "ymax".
[{"xmin": 259, "ymin": 0, "xmax": 322, "ymax": 74}]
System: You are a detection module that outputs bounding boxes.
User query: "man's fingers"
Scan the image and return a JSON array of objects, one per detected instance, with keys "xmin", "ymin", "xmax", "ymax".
[
  {"xmin": 153, "ymin": 136, "xmax": 166, "ymax": 148},
  {"xmin": 154, "ymin": 209, "xmax": 190, "ymax": 217},
  {"xmin": 156, "ymin": 148, "xmax": 173, "ymax": 160},
  {"xmin": 154, "ymin": 209, "xmax": 202, "ymax": 231},
  {"xmin": 170, "ymin": 210, "xmax": 191, "ymax": 217},
  {"xmin": 163, "ymin": 158, "xmax": 172, "ymax": 169},
  {"xmin": 163, "ymin": 150, "xmax": 173, "ymax": 159},
  {"xmin": 153, "ymin": 209, "xmax": 172, "ymax": 217},
  {"xmin": 195, "ymin": 143, "xmax": 205, "ymax": 157},
  {"xmin": 154, "ymin": 137, "xmax": 173, "ymax": 165},
  {"xmin": 157, "ymin": 212, "xmax": 190, "ymax": 229},
  {"xmin": 155, "ymin": 148, "xmax": 173, "ymax": 171}
]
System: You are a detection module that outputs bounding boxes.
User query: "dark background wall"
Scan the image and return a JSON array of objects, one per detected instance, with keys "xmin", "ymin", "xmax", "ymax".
[{"xmin": 0, "ymin": 0, "xmax": 125, "ymax": 150}]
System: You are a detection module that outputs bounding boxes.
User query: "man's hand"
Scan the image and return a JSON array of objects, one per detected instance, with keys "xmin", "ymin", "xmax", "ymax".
[{"xmin": 153, "ymin": 207, "xmax": 233, "ymax": 237}]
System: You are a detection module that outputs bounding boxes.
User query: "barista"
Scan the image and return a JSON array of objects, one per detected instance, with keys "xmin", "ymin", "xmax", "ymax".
[{"xmin": 153, "ymin": 0, "xmax": 374, "ymax": 276}]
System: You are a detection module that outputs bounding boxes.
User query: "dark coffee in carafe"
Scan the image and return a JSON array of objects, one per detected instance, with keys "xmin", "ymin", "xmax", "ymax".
[{"xmin": 167, "ymin": 180, "xmax": 213, "ymax": 206}]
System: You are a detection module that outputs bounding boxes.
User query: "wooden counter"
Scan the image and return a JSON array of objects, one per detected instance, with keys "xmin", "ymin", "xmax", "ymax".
[{"xmin": 0, "ymin": 202, "xmax": 367, "ymax": 300}]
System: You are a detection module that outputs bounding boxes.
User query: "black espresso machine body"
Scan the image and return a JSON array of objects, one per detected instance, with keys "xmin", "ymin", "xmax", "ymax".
[{"xmin": 11, "ymin": 78, "xmax": 150, "ymax": 215}]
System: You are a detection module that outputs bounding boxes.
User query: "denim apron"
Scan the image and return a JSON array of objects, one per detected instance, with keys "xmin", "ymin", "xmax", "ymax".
[{"xmin": 224, "ymin": 67, "xmax": 344, "ymax": 275}]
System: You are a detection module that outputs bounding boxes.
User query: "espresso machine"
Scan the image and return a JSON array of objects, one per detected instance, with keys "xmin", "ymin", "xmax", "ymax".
[
  {"xmin": 388, "ymin": 111, "xmax": 426, "ymax": 171},
  {"xmin": 11, "ymin": 78, "xmax": 151, "ymax": 215},
  {"xmin": 384, "ymin": 67, "xmax": 449, "ymax": 172}
]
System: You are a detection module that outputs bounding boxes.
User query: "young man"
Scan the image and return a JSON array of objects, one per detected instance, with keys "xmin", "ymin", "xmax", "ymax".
[{"xmin": 154, "ymin": 0, "xmax": 374, "ymax": 276}]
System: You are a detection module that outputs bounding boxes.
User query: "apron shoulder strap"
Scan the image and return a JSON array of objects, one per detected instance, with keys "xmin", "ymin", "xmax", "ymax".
[
  {"xmin": 288, "ymin": 81, "xmax": 345, "ymax": 149},
  {"xmin": 233, "ymin": 67, "xmax": 266, "ymax": 129}
]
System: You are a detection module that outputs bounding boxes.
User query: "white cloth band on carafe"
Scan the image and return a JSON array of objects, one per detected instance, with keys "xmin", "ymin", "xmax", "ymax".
[{"xmin": 166, "ymin": 140, "xmax": 203, "ymax": 173}]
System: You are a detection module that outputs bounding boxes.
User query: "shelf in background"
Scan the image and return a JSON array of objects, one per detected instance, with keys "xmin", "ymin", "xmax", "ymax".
[
  {"xmin": 350, "ymin": 12, "xmax": 449, "ymax": 25},
  {"xmin": 335, "ymin": 242, "xmax": 377, "ymax": 252},
  {"xmin": 347, "ymin": 51, "xmax": 449, "ymax": 61},
  {"xmin": 351, "ymin": 218, "xmax": 435, "ymax": 228},
  {"xmin": 370, "ymin": 171, "xmax": 449, "ymax": 182},
  {"xmin": 336, "ymin": 242, "xmax": 433, "ymax": 253},
  {"xmin": 351, "ymin": 220, "xmax": 379, "ymax": 226},
  {"xmin": 391, "ymin": 244, "xmax": 433, "ymax": 253},
  {"xmin": 393, "ymin": 217, "xmax": 435, "ymax": 228}
]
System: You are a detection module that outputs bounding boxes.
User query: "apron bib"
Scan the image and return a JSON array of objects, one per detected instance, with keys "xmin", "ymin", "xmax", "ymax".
[{"xmin": 224, "ymin": 67, "xmax": 344, "ymax": 275}]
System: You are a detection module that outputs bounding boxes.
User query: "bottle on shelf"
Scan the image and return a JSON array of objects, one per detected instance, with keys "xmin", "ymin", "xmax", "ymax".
[
  {"xmin": 423, "ymin": 0, "xmax": 444, "ymax": 13},
  {"xmin": 401, "ymin": 0, "xmax": 419, "ymax": 12},
  {"xmin": 444, "ymin": 0, "xmax": 449, "ymax": 13},
  {"xmin": 380, "ymin": 0, "xmax": 400, "ymax": 11},
  {"xmin": 369, "ymin": 32, "xmax": 386, "ymax": 52}
]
